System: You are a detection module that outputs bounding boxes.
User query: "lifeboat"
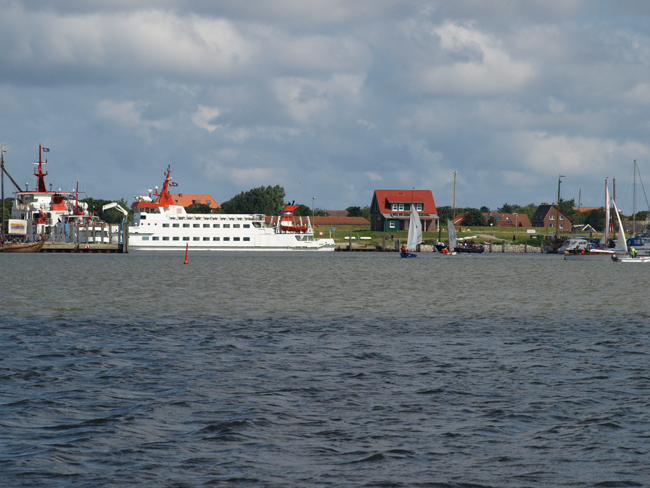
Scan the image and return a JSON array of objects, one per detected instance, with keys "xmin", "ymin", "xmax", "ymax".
[{"xmin": 279, "ymin": 204, "xmax": 308, "ymax": 233}]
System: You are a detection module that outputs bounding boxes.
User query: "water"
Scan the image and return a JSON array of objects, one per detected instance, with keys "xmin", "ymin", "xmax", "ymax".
[{"xmin": 1, "ymin": 251, "xmax": 650, "ymax": 487}]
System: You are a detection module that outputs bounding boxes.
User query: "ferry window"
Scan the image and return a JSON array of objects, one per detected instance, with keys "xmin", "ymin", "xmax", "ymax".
[
  {"xmin": 173, "ymin": 223, "xmax": 179, "ymax": 228},
  {"xmin": 163, "ymin": 223, "xmax": 169, "ymax": 228},
  {"xmin": 193, "ymin": 237, "xmax": 200, "ymax": 241},
  {"xmin": 213, "ymin": 224, "xmax": 220, "ymax": 228},
  {"xmin": 183, "ymin": 223, "xmax": 190, "ymax": 228},
  {"xmin": 142, "ymin": 236, "xmax": 149, "ymax": 241},
  {"xmin": 163, "ymin": 237, "xmax": 169, "ymax": 241},
  {"xmin": 213, "ymin": 237, "xmax": 220, "ymax": 241},
  {"xmin": 233, "ymin": 237, "xmax": 240, "ymax": 241},
  {"xmin": 193, "ymin": 224, "xmax": 200, "ymax": 228},
  {"xmin": 233, "ymin": 224, "xmax": 240, "ymax": 228},
  {"xmin": 223, "ymin": 237, "xmax": 230, "ymax": 241},
  {"xmin": 152, "ymin": 236, "xmax": 159, "ymax": 241},
  {"xmin": 183, "ymin": 236, "xmax": 190, "ymax": 241},
  {"xmin": 140, "ymin": 215, "xmax": 146, "ymax": 219},
  {"xmin": 203, "ymin": 224, "xmax": 210, "ymax": 228},
  {"xmin": 173, "ymin": 237, "xmax": 179, "ymax": 241},
  {"xmin": 223, "ymin": 224, "xmax": 230, "ymax": 228},
  {"xmin": 203, "ymin": 237, "xmax": 210, "ymax": 241},
  {"xmin": 243, "ymin": 237, "xmax": 250, "ymax": 241},
  {"xmin": 243, "ymin": 224, "xmax": 250, "ymax": 228}
]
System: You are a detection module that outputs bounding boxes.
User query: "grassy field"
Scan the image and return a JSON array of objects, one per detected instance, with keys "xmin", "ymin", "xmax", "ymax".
[{"xmin": 314, "ymin": 224, "xmax": 603, "ymax": 247}]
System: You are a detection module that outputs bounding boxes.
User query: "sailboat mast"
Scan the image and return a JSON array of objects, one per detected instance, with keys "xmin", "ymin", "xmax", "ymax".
[
  {"xmin": 613, "ymin": 178, "xmax": 616, "ymax": 239},
  {"xmin": 1, "ymin": 144, "xmax": 4, "ymax": 241},
  {"xmin": 452, "ymin": 171, "xmax": 456, "ymax": 219},
  {"xmin": 633, "ymin": 159, "xmax": 637, "ymax": 237}
]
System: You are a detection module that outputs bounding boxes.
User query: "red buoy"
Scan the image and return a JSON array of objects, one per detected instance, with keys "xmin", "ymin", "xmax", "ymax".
[{"xmin": 183, "ymin": 243, "xmax": 188, "ymax": 264}]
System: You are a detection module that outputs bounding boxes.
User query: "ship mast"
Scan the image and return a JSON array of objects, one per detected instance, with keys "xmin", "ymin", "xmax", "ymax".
[
  {"xmin": 556, "ymin": 174, "xmax": 565, "ymax": 241},
  {"xmin": 452, "ymin": 170, "xmax": 457, "ymax": 219},
  {"xmin": 1, "ymin": 144, "xmax": 5, "ymax": 241}
]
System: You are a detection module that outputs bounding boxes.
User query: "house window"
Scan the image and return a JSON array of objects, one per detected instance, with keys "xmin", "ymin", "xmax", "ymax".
[
  {"xmin": 391, "ymin": 204, "xmax": 397, "ymax": 211},
  {"xmin": 550, "ymin": 224, "xmax": 555, "ymax": 228},
  {"xmin": 206, "ymin": 200, "xmax": 211, "ymax": 205},
  {"xmin": 417, "ymin": 204, "xmax": 422, "ymax": 211},
  {"xmin": 560, "ymin": 224, "xmax": 564, "ymax": 229},
  {"xmin": 559, "ymin": 215, "xmax": 564, "ymax": 220},
  {"xmin": 399, "ymin": 204, "xmax": 404, "ymax": 211},
  {"xmin": 550, "ymin": 215, "xmax": 555, "ymax": 220},
  {"xmin": 389, "ymin": 221, "xmax": 396, "ymax": 229}
]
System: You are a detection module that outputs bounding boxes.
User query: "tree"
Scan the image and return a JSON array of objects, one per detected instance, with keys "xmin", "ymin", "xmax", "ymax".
[
  {"xmin": 2, "ymin": 197, "xmax": 13, "ymax": 221},
  {"xmin": 497, "ymin": 202, "xmax": 516, "ymax": 213},
  {"xmin": 461, "ymin": 208, "xmax": 485, "ymax": 226},
  {"xmin": 346, "ymin": 206, "xmax": 362, "ymax": 217},
  {"xmin": 480, "ymin": 205, "xmax": 490, "ymax": 213},
  {"xmin": 584, "ymin": 208, "xmax": 605, "ymax": 231},
  {"xmin": 220, "ymin": 185, "xmax": 286, "ymax": 215},
  {"xmin": 437, "ymin": 206, "xmax": 453, "ymax": 223},
  {"xmin": 293, "ymin": 204, "xmax": 329, "ymax": 217},
  {"xmin": 185, "ymin": 203, "xmax": 214, "ymax": 214},
  {"xmin": 486, "ymin": 216, "xmax": 497, "ymax": 226},
  {"xmin": 360, "ymin": 206, "xmax": 371, "ymax": 221},
  {"xmin": 82, "ymin": 197, "xmax": 132, "ymax": 223}
]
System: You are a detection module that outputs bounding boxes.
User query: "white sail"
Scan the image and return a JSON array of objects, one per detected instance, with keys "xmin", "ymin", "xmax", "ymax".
[
  {"xmin": 447, "ymin": 219, "xmax": 457, "ymax": 250},
  {"xmin": 599, "ymin": 180, "xmax": 610, "ymax": 247},
  {"xmin": 406, "ymin": 204, "xmax": 423, "ymax": 251},
  {"xmin": 612, "ymin": 199, "xmax": 628, "ymax": 252}
]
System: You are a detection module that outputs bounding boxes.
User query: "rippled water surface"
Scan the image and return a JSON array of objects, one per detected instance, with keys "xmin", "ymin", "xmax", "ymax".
[{"xmin": 1, "ymin": 251, "xmax": 650, "ymax": 487}]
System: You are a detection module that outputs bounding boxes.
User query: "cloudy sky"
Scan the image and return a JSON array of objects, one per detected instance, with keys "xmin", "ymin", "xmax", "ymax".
[{"xmin": 1, "ymin": 0, "xmax": 650, "ymax": 213}]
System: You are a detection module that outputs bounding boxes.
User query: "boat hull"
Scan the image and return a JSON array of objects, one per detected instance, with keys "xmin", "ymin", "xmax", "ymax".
[
  {"xmin": 400, "ymin": 252, "xmax": 417, "ymax": 258},
  {"xmin": 0, "ymin": 238, "xmax": 45, "ymax": 253},
  {"xmin": 563, "ymin": 250, "xmax": 624, "ymax": 260}
]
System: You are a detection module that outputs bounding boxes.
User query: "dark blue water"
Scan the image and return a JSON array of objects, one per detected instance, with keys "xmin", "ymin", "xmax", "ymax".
[{"xmin": 1, "ymin": 252, "xmax": 649, "ymax": 487}]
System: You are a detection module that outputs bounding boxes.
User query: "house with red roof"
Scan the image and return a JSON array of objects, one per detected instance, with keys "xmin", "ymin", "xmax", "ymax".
[
  {"xmin": 483, "ymin": 212, "xmax": 532, "ymax": 227},
  {"xmin": 370, "ymin": 189, "xmax": 438, "ymax": 232},
  {"xmin": 171, "ymin": 193, "xmax": 221, "ymax": 210}
]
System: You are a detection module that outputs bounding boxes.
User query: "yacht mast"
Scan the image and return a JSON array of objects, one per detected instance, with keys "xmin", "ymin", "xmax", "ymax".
[{"xmin": 452, "ymin": 171, "xmax": 457, "ymax": 219}]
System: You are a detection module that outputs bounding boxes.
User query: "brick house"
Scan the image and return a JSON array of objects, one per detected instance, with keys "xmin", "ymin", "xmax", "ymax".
[
  {"xmin": 370, "ymin": 189, "xmax": 438, "ymax": 232},
  {"xmin": 483, "ymin": 212, "xmax": 532, "ymax": 227},
  {"xmin": 531, "ymin": 204, "xmax": 571, "ymax": 231}
]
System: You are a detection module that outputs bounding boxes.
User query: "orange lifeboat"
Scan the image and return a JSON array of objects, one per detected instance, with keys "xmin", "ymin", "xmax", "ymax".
[{"xmin": 279, "ymin": 204, "xmax": 308, "ymax": 233}]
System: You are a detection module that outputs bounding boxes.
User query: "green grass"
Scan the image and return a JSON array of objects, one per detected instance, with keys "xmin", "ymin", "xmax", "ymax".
[{"xmin": 315, "ymin": 225, "xmax": 606, "ymax": 247}]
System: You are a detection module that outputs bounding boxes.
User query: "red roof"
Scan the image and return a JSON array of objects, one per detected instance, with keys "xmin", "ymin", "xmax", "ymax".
[
  {"xmin": 172, "ymin": 193, "xmax": 221, "ymax": 209},
  {"xmin": 573, "ymin": 206, "xmax": 601, "ymax": 213},
  {"xmin": 373, "ymin": 189, "xmax": 437, "ymax": 214}
]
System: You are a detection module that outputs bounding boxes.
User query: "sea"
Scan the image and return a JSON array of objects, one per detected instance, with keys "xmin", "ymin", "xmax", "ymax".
[{"xmin": 1, "ymin": 251, "xmax": 649, "ymax": 487}]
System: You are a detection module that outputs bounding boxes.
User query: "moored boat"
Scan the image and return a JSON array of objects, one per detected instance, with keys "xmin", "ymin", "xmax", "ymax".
[
  {"xmin": 128, "ymin": 167, "xmax": 335, "ymax": 251},
  {"xmin": 0, "ymin": 236, "xmax": 45, "ymax": 253}
]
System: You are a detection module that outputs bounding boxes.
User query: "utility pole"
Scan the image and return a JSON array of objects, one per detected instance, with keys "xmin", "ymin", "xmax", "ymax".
[{"xmin": 1, "ymin": 143, "xmax": 7, "ymax": 241}]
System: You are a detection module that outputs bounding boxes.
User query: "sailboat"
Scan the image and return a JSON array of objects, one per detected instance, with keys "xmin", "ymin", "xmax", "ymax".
[
  {"xmin": 564, "ymin": 179, "xmax": 627, "ymax": 260},
  {"xmin": 439, "ymin": 219, "xmax": 458, "ymax": 255},
  {"xmin": 400, "ymin": 203, "xmax": 422, "ymax": 258},
  {"xmin": 611, "ymin": 199, "xmax": 648, "ymax": 262}
]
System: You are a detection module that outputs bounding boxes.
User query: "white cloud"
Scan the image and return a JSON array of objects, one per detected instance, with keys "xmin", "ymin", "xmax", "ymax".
[
  {"xmin": 409, "ymin": 22, "xmax": 535, "ymax": 96},
  {"xmin": 191, "ymin": 105, "xmax": 222, "ymax": 132}
]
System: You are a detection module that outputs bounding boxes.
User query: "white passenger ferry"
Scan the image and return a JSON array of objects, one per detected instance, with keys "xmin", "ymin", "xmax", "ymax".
[{"xmin": 128, "ymin": 167, "xmax": 335, "ymax": 251}]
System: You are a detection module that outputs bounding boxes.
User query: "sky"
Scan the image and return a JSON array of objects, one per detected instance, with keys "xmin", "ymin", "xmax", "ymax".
[{"xmin": 1, "ymin": 0, "xmax": 650, "ymax": 214}]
